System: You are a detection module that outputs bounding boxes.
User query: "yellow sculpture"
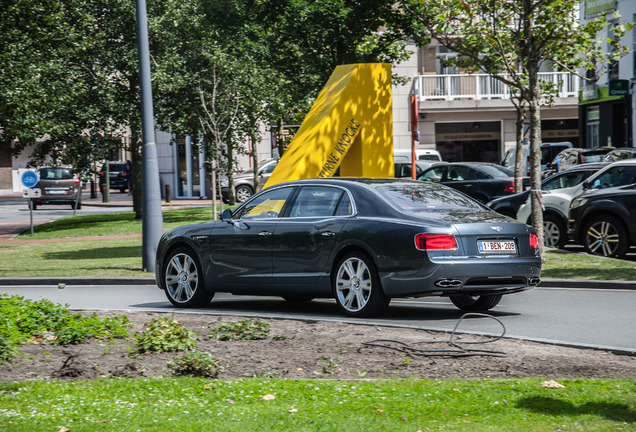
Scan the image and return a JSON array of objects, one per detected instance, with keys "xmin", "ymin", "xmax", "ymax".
[{"xmin": 264, "ymin": 63, "xmax": 394, "ymax": 188}]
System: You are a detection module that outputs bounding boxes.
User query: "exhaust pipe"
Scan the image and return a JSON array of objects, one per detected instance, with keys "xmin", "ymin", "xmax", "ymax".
[
  {"xmin": 434, "ymin": 279, "xmax": 463, "ymax": 288},
  {"xmin": 529, "ymin": 277, "xmax": 541, "ymax": 286}
]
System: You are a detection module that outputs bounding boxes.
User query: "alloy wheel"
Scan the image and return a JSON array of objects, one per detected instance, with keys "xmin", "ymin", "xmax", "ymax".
[
  {"xmin": 335, "ymin": 257, "xmax": 372, "ymax": 313},
  {"xmin": 585, "ymin": 220, "xmax": 620, "ymax": 257},
  {"xmin": 165, "ymin": 252, "xmax": 199, "ymax": 304}
]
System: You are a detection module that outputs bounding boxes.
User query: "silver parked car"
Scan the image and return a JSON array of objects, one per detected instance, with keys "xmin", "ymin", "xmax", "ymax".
[
  {"xmin": 220, "ymin": 159, "xmax": 279, "ymax": 203},
  {"xmin": 518, "ymin": 159, "xmax": 636, "ymax": 247}
]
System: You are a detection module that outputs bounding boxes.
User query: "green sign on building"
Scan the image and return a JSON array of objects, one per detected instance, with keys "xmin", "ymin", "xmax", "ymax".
[{"xmin": 609, "ymin": 80, "xmax": 629, "ymax": 96}]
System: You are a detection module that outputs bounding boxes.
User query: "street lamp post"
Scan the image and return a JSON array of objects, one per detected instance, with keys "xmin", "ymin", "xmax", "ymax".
[{"xmin": 136, "ymin": 0, "xmax": 164, "ymax": 273}]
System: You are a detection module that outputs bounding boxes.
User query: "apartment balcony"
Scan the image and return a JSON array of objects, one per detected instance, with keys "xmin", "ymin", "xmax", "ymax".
[{"xmin": 413, "ymin": 72, "xmax": 580, "ymax": 107}]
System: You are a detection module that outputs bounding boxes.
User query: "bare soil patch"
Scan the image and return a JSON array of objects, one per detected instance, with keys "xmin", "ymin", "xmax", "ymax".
[{"xmin": 1, "ymin": 311, "xmax": 635, "ymax": 382}]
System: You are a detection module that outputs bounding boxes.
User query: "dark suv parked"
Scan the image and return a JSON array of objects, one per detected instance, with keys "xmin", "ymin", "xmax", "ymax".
[
  {"xmin": 568, "ymin": 183, "xmax": 636, "ymax": 258},
  {"xmin": 99, "ymin": 161, "xmax": 128, "ymax": 193}
]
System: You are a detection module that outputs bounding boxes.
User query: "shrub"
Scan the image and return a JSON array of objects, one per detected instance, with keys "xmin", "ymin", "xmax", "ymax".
[
  {"xmin": 167, "ymin": 351, "xmax": 221, "ymax": 377},
  {"xmin": 209, "ymin": 318, "xmax": 270, "ymax": 341},
  {"xmin": 0, "ymin": 295, "xmax": 130, "ymax": 362},
  {"xmin": 132, "ymin": 316, "xmax": 197, "ymax": 354}
]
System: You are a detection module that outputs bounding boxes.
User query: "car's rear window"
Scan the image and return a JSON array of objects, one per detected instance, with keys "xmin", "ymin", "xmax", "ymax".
[
  {"xmin": 40, "ymin": 168, "xmax": 73, "ymax": 180},
  {"xmin": 478, "ymin": 164, "xmax": 513, "ymax": 178},
  {"xmin": 376, "ymin": 183, "xmax": 484, "ymax": 211},
  {"xmin": 581, "ymin": 152, "xmax": 607, "ymax": 163}
]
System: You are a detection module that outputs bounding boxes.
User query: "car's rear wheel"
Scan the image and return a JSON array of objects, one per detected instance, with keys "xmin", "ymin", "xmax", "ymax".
[
  {"xmin": 235, "ymin": 185, "xmax": 253, "ymax": 202},
  {"xmin": 163, "ymin": 247, "xmax": 214, "ymax": 307},
  {"xmin": 583, "ymin": 215, "xmax": 629, "ymax": 258},
  {"xmin": 332, "ymin": 251, "xmax": 389, "ymax": 317},
  {"xmin": 543, "ymin": 214, "xmax": 566, "ymax": 248},
  {"xmin": 449, "ymin": 294, "xmax": 502, "ymax": 311}
]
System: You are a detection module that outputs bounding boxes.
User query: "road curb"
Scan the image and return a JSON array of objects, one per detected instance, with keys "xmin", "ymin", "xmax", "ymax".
[{"xmin": 1, "ymin": 277, "xmax": 633, "ymax": 289}]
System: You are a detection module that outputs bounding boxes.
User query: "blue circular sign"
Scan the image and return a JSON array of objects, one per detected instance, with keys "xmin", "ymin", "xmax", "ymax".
[{"xmin": 21, "ymin": 170, "xmax": 39, "ymax": 188}]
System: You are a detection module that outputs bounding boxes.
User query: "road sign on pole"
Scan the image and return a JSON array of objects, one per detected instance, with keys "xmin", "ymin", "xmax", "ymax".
[{"xmin": 21, "ymin": 170, "xmax": 39, "ymax": 188}]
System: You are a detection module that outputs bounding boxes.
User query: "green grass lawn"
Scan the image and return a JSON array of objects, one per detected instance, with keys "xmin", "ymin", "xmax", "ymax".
[
  {"xmin": 20, "ymin": 207, "xmax": 219, "ymax": 239},
  {"xmin": 1, "ymin": 378, "xmax": 634, "ymax": 431}
]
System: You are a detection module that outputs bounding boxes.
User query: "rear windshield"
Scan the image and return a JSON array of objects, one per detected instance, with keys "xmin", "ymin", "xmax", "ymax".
[
  {"xmin": 581, "ymin": 152, "xmax": 607, "ymax": 163},
  {"xmin": 376, "ymin": 183, "xmax": 485, "ymax": 212},
  {"xmin": 40, "ymin": 168, "xmax": 73, "ymax": 180},
  {"xmin": 478, "ymin": 164, "xmax": 513, "ymax": 178}
]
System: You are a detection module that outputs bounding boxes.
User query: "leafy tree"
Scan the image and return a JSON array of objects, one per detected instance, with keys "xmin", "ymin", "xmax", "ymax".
[
  {"xmin": 400, "ymin": 0, "xmax": 632, "ymax": 254},
  {"xmin": 256, "ymin": 0, "xmax": 411, "ymax": 155}
]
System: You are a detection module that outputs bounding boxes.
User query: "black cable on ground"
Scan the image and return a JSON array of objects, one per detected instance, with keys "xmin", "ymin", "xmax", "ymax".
[{"xmin": 361, "ymin": 313, "xmax": 507, "ymax": 358}]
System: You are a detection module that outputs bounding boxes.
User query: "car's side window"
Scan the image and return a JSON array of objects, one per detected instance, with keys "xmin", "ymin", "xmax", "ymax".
[
  {"xmin": 592, "ymin": 166, "xmax": 636, "ymax": 189},
  {"xmin": 237, "ymin": 187, "xmax": 293, "ymax": 220},
  {"xmin": 420, "ymin": 167, "xmax": 446, "ymax": 182},
  {"xmin": 289, "ymin": 186, "xmax": 346, "ymax": 218},
  {"xmin": 260, "ymin": 161, "xmax": 278, "ymax": 174}
]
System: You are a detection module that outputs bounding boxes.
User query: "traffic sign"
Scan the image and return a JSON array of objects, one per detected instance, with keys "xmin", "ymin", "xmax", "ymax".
[
  {"xmin": 23, "ymin": 188, "xmax": 42, "ymax": 198},
  {"xmin": 21, "ymin": 170, "xmax": 39, "ymax": 188}
]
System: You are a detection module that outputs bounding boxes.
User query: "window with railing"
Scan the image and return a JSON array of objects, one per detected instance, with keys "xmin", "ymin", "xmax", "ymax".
[{"xmin": 413, "ymin": 72, "xmax": 579, "ymax": 101}]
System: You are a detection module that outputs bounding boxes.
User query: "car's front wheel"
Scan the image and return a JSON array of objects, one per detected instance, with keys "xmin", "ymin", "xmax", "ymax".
[
  {"xmin": 543, "ymin": 214, "xmax": 566, "ymax": 248},
  {"xmin": 332, "ymin": 251, "xmax": 389, "ymax": 317},
  {"xmin": 450, "ymin": 294, "xmax": 502, "ymax": 311},
  {"xmin": 163, "ymin": 247, "xmax": 214, "ymax": 307},
  {"xmin": 235, "ymin": 185, "xmax": 253, "ymax": 202},
  {"xmin": 583, "ymin": 215, "xmax": 629, "ymax": 258}
]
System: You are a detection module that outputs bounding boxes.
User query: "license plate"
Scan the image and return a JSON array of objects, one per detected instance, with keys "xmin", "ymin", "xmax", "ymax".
[
  {"xmin": 46, "ymin": 189, "xmax": 67, "ymax": 195},
  {"xmin": 478, "ymin": 240, "xmax": 516, "ymax": 253}
]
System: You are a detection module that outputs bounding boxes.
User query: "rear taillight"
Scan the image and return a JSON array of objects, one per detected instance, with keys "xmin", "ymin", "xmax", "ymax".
[
  {"xmin": 415, "ymin": 233, "xmax": 458, "ymax": 250},
  {"xmin": 505, "ymin": 181, "xmax": 515, "ymax": 193},
  {"xmin": 530, "ymin": 233, "xmax": 540, "ymax": 249}
]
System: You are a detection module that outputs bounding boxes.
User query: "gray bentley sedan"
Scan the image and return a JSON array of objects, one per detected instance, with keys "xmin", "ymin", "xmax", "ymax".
[{"xmin": 156, "ymin": 178, "xmax": 541, "ymax": 317}]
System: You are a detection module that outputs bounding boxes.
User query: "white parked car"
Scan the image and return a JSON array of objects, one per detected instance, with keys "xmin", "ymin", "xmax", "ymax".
[
  {"xmin": 517, "ymin": 159, "xmax": 636, "ymax": 248},
  {"xmin": 394, "ymin": 149, "xmax": 442, "ymax": 162}
]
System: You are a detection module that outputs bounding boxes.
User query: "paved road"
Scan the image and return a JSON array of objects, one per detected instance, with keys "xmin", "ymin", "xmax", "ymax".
[{"xmin": 1, "ymin": 284, "xmax": 634, "ymax": 354}]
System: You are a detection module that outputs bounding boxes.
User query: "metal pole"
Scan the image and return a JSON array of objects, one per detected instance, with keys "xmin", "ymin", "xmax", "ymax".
[{"xmin": 136, "ymin": 0, "xmax": 164, "ymax": 273}]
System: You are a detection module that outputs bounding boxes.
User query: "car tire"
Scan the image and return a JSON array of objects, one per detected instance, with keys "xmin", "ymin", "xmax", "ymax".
[
  {"xmin": 449, "ymin": 294, "xmax": 502, "ymax": 311},
  {"xmin": 543, "ymin": 214, "xmax": 566, "ymax": 249},
  {"xmin": 332, "ymin": 251, "xmax": 389, "ymax": 317},
  {"xmin": 235, "ymin": 185, "xmax": 253, "ymax": 202},
  {"xmin": 31, "ymin": 202, "xmax": 37, "ymax": 210},
  {"xmin": 583, "ymin": 215, "xmax": 629, "ymax": 258},
  {"xmin": 163, "ymin": 247, "xmax": 214, "ymax": 307}
]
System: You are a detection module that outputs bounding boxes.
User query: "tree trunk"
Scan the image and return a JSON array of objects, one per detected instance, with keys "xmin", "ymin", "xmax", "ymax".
[
  {"xmin": 276, "ymin": 118, "xmax": 286, "ymax": 158},
  {"xmin": 514, "ymin": 104, "xmax": 526, "ymax": 194},
  {"xmin": 130, "ymin": 125, "xmax": 143, "ymax": 220},
  {"xmin": 252, "ymin": 139, "xmax": 260, "ymax": 192},
  {"xmin": 227, "ymin": 144, "xmax": 236, "ymax": 205},
  {"xmin": 527, "ymin": 70, "xmax": 545, "ymax": 259}
]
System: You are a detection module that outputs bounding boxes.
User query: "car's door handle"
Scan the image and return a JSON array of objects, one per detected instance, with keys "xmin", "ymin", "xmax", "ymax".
[
  {"xmin": 321, "ymin": 231, "xmax": 336, "ymax": 238},
  {"xmin": 258, "ymin": 231, "xmax": 272, "ymax": 237}
]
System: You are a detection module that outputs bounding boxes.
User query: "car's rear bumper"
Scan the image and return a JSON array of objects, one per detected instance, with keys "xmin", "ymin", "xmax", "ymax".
[{"xmin": 380, "ymin": 256, "xmax": 541, "ymax": 298}]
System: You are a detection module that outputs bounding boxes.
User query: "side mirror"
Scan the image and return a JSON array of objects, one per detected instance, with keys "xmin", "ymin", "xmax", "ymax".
[
  {"xmin": 220, "ymin": 208, "xmax": 233, "ymax": 222},
  {"xmin": 582, "ymin": 180, "xmax": 590, "ymax": 190}
]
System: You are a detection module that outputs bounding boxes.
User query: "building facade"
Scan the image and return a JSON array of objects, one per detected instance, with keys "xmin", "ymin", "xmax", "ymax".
[
  {"xmin": 408, "ymin": 40, "xmax": 581, "ymax": 164},
  {"xmin": 578, "ymin": 0, "xmax": 635, "ymax": 149}
]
